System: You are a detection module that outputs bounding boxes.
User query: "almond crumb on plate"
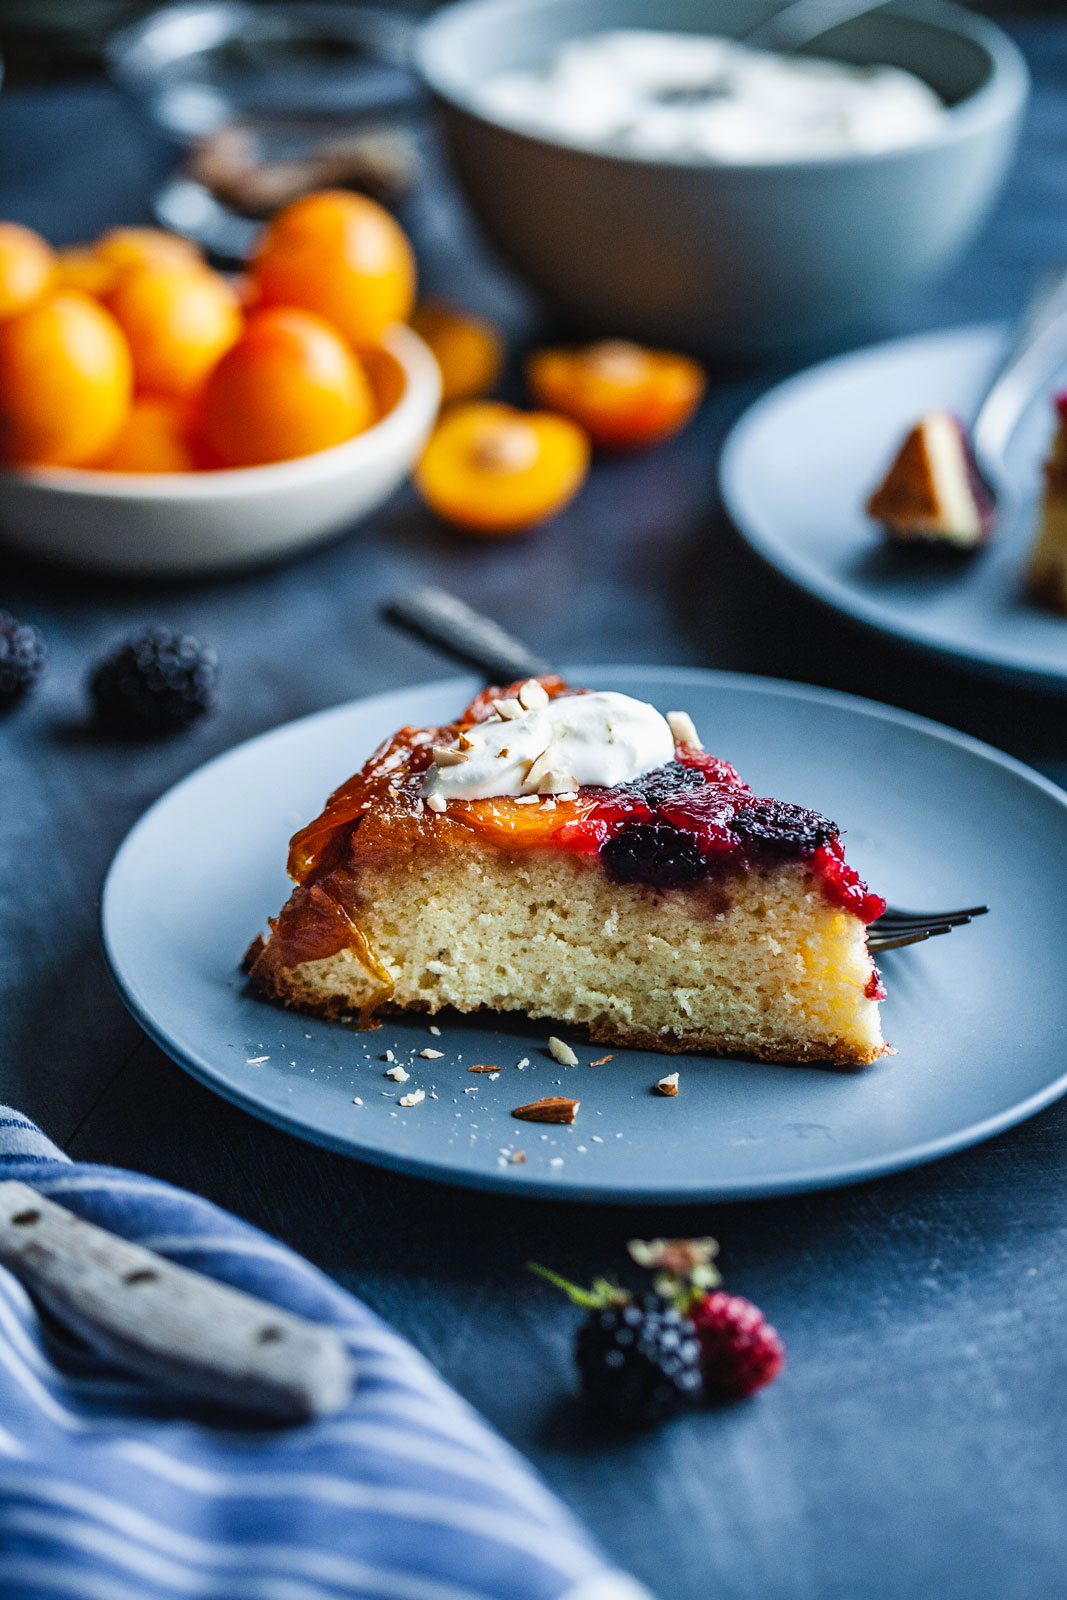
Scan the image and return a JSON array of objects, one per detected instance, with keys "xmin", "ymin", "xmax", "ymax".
[
  {"xmin": 420, "ymin": 1048, "xmax": 444, "ymax": 1059},
  {"xmin": 548, "ymin": 1036, "xmax": 579, "ymax": 1067},
  {"xmin": 429, "ymin": 1025, "xmax": 441, "ymax": 1036},
  {"xmin": 512, "ymin": 1096, "xmax": 579, "ymax": 1125},
  {"xmin": 385, "ymin": 1064, "xmax": 410, "ymax": 1083},
  {"xmin": 399, "ymin": 1088, "xmax": 425, "ymax": 1107},
  {"xmin": 589, "ymin": 1054, "xmax": 615, "ymax": 1067},
  {"xmin": 654, "ymin": 1071, "xmax": 680, "ymax": 1096},
  {"xmin": 467, "ymin": 1063, "xmax": 499, "ymax": 1073},
  {"xmin": 509, "ymin": 1150, "xmax": 527, "ymax": 1164}
]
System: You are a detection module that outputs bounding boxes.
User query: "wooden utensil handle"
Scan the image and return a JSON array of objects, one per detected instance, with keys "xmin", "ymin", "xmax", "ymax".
[{"xmin": 0, "ymin": 1181, "xmax": 353, "ymax": 1424}]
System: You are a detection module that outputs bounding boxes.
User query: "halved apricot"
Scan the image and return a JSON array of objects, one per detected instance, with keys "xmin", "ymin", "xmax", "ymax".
[
  {"xmin": 0, "ymin": 289, "xmax": 132, "ymax": 466},
  {"xmin": 92, "ymin": 396, "xmax": 196, "ymax": 473},
  {"xmin": 106, "ymin": 264, "xmax": 242, "ymax": 399},
  {"xmin": 411, "ymin": 300, "xmax": 504, "ymax": 402},
  {"xmin": 251, "ymin": 189, "xmax": 415, "ymax": 349},
  {"xmin": 527, "ymin": 339, "xmax": 705, "ymax": 450},
  {"xmin": 194, "ymin": 305, "xmax": 376, "ymax": 467},
  {"xmin": 414, "ymin": 400, "xmax": 589, "ymax": 535},
  {"xmin": 0, "ymin": 223, "xmax": 55, "ymax": 321}
]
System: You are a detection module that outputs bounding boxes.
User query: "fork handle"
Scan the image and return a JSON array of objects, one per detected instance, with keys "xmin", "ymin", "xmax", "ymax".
[{"xmin": 382, "ymin": 588, "xmax": 553, "ymax": 683}]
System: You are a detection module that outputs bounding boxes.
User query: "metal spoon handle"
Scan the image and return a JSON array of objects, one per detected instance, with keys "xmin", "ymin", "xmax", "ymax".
[
  {"xmin": 382, "ymin": 587, "xmax": 552, "ymax": 682},
  {"xmin": 973, "ymin": 264, "xmax": 1067, "ymax": 481}
]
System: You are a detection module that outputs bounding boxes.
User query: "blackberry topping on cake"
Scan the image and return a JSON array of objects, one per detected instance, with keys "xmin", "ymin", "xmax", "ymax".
[
  {"xmin": 601, "ymin": 821, "xmax": 709, "ymax": 889},
  {"xmin": 247, "ymin": 676, "xmax": 887, "ymax": 1064},
  {"xmin": 867, "ymin": 411, "xmax": 994, "ymax": 548},
  {"xmin": 730, "ymin": 799, "xmax": 837, "ymax": 854}
]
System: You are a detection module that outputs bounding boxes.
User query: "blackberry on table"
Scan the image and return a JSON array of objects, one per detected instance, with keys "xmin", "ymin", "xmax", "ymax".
[
  {"xmin": 0, "ymin": 611, "xmax": 46, "ymax": 711},
  {"xmin": 731, "ymin": 798, "xmax": 837, "ymax": 854},
  {"xmin": 577, "ymin": 1294, "xmax": 704, "ymax": 1427},
  {"xmin": 89, "ymin": 627, "xmax": 218, "ymax": 738},
  {"xmin": 601, "ymin": 821, "xmax": 708, "ymax": 890}
]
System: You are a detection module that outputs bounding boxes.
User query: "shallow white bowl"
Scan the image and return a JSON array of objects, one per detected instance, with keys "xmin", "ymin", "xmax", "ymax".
[{"xmin": 0, "ymin": 323, "xmax": 441, "ymax": 578}]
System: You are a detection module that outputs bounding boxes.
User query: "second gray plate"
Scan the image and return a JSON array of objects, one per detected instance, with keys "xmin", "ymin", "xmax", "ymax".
[
  {"xmin": 102, "ymin": 668, "xmax": 1067, "ymax": 1201},
  {"xmin": 720, "ymin": 324, "xmax": 1067, "ymax": 692}
]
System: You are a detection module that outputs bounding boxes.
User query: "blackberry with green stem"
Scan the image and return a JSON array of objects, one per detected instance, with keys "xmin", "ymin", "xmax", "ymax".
[{"xmin": 530, "ymin": 1263, "xmax": 703, "ymax": 1426}]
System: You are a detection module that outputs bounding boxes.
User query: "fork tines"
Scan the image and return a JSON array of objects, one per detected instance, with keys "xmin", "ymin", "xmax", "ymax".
[{"xmin": 867, "ymin": 903, "xmax": 988, "ymax": 954}]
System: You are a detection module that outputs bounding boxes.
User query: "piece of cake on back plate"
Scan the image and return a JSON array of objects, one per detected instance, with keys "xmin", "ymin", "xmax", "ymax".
[
  {"xmin": 247, "ymin": 678, "xmax": 888, "ymax": 1065},
  {"xmin": 867, "ymin": 411, "xmax": 994, "ymax": 549},
  {"xmin": 1028, "ymin": 393, "xmax": 1067, "ymax": 613}
]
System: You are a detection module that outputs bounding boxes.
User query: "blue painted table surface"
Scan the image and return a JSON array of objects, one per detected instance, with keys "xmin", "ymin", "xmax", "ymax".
[{"xmin": 4, "ymin": 20, "xmax": 1067, "ymax": 1598}]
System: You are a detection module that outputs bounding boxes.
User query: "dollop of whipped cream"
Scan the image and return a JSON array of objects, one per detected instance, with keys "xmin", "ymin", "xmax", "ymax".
[{"xmin": 422, "ymin": 683, "xmax": 676, "ymax": 806}]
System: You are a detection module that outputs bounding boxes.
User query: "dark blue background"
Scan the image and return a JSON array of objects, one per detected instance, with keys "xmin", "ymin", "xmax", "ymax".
[{"xmin": 3, "ymin": 19, "xmax": 1067, "ymax": 1597}]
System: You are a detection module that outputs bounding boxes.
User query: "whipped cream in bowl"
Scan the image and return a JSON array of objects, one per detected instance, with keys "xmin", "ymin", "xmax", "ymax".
[
  {"xmin": 477, "ymin": 29, "xmax": 945, "ymax": 165},
  {"xmin": 422, "ymin": 684, "xmax": 677, "ymax": 808}
]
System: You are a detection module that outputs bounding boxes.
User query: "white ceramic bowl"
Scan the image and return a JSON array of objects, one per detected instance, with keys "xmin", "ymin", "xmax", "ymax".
[
  {"xmin": 418, "ymin": 0, "xmax": 1029, "ymax": 359},
  {"xmin": 0, "ymin": 323, "xmax": 441, "ymax": 578}
]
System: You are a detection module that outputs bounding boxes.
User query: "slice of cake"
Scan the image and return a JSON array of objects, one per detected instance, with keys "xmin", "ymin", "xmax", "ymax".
[
  {"xmin": 1027, "ymin": 393, "xmax": 1067, "ymax": 614},
  {"xmin": 246, "ymin": 679, "xmax": 888, "ymax": 1065},
  {"xmin": 867, "ymin": 411, "xmax": 994, "ymax": 548}
]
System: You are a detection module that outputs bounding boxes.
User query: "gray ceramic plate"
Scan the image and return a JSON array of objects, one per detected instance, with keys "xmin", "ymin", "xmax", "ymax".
[
  {"xmin": 102, "ymin": 667, "xmax": 1067, "ymax": 1201},
  {"xmin": 720, "ymin": 323, "xmax": 1067, "ymax": 692}
]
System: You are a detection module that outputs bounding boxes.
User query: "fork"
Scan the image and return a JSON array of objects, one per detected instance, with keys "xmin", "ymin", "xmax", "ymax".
[{"xmin": 381, "ymin": 586, "xmax": 989, "ymax": 953}]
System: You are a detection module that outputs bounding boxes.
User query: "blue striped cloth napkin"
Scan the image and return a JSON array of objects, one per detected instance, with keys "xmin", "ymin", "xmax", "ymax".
[{"xmin": 0, "ymin": 1108, "xmax": 653, "ymax": 1600}]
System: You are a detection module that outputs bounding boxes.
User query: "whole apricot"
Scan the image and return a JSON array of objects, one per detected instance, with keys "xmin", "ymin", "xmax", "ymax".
[
  {"xmin": 195, "ymin": 306, "xmax": 376, "ymax": 467},
  {"xmin": 411, "ymin": 301, "xmax": 504, "ymax": 402},
  {"xmin": 251, "ymin": 189, "xmax": 415, "ymax": 349},
  {"xmin": 54, "ymin": 245, "xmax": 114, "ymax": 298},
  {"xmin": 106, "ymin": 264, "xmax": 242, "ymax": 399},
  {"xmin": 93, "ymin": 397, "xmax": 196, "ymax": 473},
  {"xmin": 0, "ymin": 223, "xmax": 55, "ymax": 321},
  {"xmin": 414, "ymin": 400, "xmax": 589, "ymax": 535},
  {"xmin": 95, "ymin": 226, "xmax": 203, "ymax": 275},
  {"xmin": 527, "ymin": 339, "xmax": 705, "ymax": 450},
  {"xmin": 0, "ymin": 290, "xmax": 132, "ymax": 466}
]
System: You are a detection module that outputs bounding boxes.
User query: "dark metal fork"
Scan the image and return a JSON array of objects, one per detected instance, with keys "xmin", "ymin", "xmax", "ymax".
[
  {"xmin": 381, "ymin": 587, "xmax": 989, "ymax": 954},
  {"xmin": 868, "ymin": 903, "xmax": 988, "ymax": 954}
]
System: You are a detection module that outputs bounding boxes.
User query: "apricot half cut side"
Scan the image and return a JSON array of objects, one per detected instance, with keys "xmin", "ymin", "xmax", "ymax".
[
  {"xmin": 527, "ymin": 339, "xmax": 705, "ymax": 451},
  {"xmin": 414, "ymin": 400, "xmax": 589, "ymax": 535}
]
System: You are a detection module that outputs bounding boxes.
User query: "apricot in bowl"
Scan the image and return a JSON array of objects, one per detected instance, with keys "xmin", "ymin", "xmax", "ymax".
[{"xmin": 0, "ymin": 324, "xmax": 441, "ymax": 576}]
